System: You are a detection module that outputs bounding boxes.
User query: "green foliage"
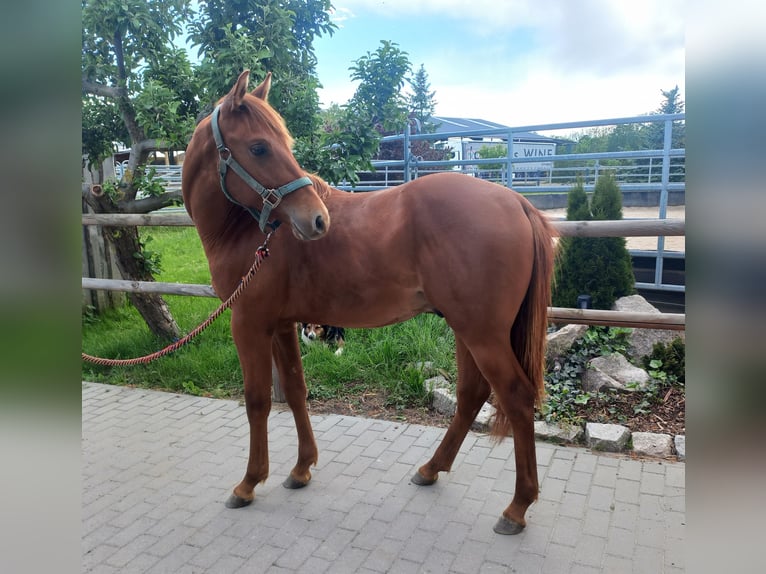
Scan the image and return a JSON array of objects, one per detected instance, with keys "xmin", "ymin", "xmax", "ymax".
[
  {"xmin": 642, "ymin": 338, "xmax": 685, "ymax": 386},
  {"xmin": 542, "ymin": 327, "xmax": 631, "ymax": 424},
  {"xmin": 348, "ymin": 40, "xmax": 412, "ymax": 133},
  {"xmin": 475, "ymin": 144, "xmax": 507, "ymax": 171},
  {"xmin": 552, "ymin": 175, "xmax": 635, "ymax": 309},
  {"xmin": 407, "ymin": 64, "xmax": 437, "ymax": 129},
  {"xmin": 83, "ymin": 228, "xmax": 457, "ymax": 410},
  {"xmin": 133, "ymin": 235, "xmax": 163, "ymax": 275},
  {"xmin": 591, "ymin": 171, "xmax": 623, "ymax": 220},
  {"xmin": 189, "ymin": 0, "xmax": 335, "ymax": 138},
  {"xmin": 294, "ymin": 105, "xmax": 380, "ymax": 186}
]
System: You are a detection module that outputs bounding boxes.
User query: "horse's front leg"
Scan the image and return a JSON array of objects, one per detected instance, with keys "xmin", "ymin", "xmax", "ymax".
[
  {"xmin": 225, "ymin": 313, "xmax": 273, "ymax": 509},
  {"xmin": 272, "ymin": 322, "xmax": 318, "ymax": 489}
]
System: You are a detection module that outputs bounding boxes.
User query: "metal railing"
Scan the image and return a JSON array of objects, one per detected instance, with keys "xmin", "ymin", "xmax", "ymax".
[{"xmin": 336, "ymin": 113, "xmax": 685, "ymax": 294}]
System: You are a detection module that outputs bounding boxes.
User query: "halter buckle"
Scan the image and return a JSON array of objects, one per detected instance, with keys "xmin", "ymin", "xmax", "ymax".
[{"xmin": 262, "ymin": 189, "xmax": 282, "ymax": 208}]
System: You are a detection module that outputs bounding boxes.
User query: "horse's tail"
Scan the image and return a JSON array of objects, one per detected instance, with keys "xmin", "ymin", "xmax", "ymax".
[{"xmin": 492, "ymin": 197, "xmax": 557, "ymax": 439}]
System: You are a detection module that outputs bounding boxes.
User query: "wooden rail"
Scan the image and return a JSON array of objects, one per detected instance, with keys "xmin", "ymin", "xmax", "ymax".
[
  {"xmin": 82, "ymin": 213, "xmax": 686, "ymax": 330},
  {"xmin": 81, "ymin": 212, "xmax": 685, "ymax": 237}
]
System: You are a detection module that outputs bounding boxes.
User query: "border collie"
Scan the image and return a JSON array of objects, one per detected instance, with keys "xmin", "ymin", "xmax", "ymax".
[{"xmin": 299, "ymin": 323, "xmax": 345, "ymax": 355}]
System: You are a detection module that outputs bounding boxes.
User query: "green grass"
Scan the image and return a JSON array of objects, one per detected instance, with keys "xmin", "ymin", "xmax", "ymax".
[{"xmin": 82, "ymin": 226, "xmax": 456, "ymax": 406}]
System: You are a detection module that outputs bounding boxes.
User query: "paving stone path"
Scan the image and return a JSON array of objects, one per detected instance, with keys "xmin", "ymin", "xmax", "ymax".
[{"xmin": 82, "ymin": 382, "xmax": 685, "ymax": 573}]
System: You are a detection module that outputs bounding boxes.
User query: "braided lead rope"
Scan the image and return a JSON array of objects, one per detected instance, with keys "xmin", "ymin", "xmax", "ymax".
[{"xmin": 82, "ymin": 234, "xmax": 272, "ymax": 367}]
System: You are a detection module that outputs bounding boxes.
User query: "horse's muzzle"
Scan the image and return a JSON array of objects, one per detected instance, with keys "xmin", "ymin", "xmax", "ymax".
[{"xmin": 291, "ymin": 209, "xmax": 330, "ymax": 241}]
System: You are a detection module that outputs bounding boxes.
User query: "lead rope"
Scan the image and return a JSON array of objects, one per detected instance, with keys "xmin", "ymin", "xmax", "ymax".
[{"xmin": 82, "ymin": 232, "xmax": 273, "ymax": 367}]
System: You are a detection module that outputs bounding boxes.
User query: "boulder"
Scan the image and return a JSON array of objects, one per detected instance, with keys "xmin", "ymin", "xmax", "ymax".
[
  {"xmin": 546, "ymin": 323, "xmax": 589, "ymax": 362},
  {"xmin": 534, "ymin": 420, "xmax": 584, "ymax": 444},
  {"xmin": 585, "ymin": 422, "xmax": 631, "ymax": 452},
  {"xmin": 583, "ymin": 353, "xmax": 650, "ymax": 392},
  {"xmin": 631, "ymin": 432, "xmax": 674, "ymax": 457},
  {"xmin": 471, "ymin": 402, "xmax": 496, "ymax": 432},
  {"xmin": 674, "ymin": 435, "xmax": 686, "ymax": 461},
  {"xmin": 612, "ymin": 295, "xmax": 685, "ymax": 360},
  {"xmin": 431, "ymin": 387, "xmax": 456, "ymax": 416}
]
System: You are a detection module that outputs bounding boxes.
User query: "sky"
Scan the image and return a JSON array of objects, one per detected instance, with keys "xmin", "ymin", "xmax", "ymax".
[{"xmin": 313, "ymin": 0, "xmax": 685, "ymax": 130}]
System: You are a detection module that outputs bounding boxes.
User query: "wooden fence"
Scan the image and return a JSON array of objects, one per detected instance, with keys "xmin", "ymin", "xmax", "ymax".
[{"xmin": 81, "ymin": 212, "xmax": 685, "ymax": 331}]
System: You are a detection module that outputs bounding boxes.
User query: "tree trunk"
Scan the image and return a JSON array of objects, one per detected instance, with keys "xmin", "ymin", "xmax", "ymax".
[{"xmin": 107, "ymin": 224, "xmax": 182, "ymax": 341}]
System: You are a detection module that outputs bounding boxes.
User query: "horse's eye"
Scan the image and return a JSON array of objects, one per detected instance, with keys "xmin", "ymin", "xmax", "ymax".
[{"xmin": 250, "ymin": 143, "xmax": 267, "ymax": 156}]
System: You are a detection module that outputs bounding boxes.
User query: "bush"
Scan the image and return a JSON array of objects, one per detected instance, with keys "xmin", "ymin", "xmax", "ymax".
[{"xmin": 552, "ymin": 173, "xmax": 635, "ymax": 309}]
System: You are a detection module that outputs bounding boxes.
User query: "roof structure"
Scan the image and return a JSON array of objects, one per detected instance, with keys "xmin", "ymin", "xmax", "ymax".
[{"xmin": 426, "ymin": 115, "xmax": 561, "ymax": 143}]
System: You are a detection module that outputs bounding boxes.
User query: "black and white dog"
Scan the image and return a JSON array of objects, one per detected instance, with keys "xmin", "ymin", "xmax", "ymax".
[{"xmin": 299, "ymin": 323, "xmax": 345, "ymax": 355}]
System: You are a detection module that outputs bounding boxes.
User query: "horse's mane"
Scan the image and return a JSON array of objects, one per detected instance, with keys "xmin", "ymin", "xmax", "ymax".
[{"xmin": 306, "ymin": 173, "xmax": 333, "ymax": 200}]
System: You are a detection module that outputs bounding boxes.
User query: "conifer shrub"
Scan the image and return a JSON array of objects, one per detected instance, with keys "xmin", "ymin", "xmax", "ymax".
[{"xmin": 552, "ymin": 173, "xmax": 635, "ymax": 309}]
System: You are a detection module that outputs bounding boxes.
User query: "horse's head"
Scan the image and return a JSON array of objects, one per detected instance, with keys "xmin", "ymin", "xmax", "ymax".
[{"xmin": 204, "ymin": 70, "xmax": 330, "ymax": 240}]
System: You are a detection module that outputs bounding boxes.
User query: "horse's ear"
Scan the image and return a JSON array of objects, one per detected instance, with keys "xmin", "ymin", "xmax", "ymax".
[
  {"xmin": 226, "ymin": 70, "xmax": 250, "ymax": 110},
  {"xmin": 251, "ymin": 72, "xmax": 272, "ymax": 101}
]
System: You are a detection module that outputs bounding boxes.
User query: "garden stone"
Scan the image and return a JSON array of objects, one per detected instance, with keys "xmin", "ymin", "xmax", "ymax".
[
  {"xmin": 674, "ymin": 435, "xmax": 686, "ymax": 461},
  {"xmin": 546, "ymin": 323, "xmax": 589, "ymax": 362},
  {"xmin": 631, "ymin": 431, "xmax": 674, "ymax": 457},
  {"xmin": 534, "ymin": 420, "xmax": 584, "ymax": 444},
  {"xmin": 471, "ymin": 402, "xmax": 496, "ymax": 432},
  {"xmin": 583, "ymin": 353, "xmax": 650, "ymax": 392},
  {"xmin": 423, "ymin": 375, "xmax": 450, "ymax": 392},
  {"xmin": 585, "ymin": 422, "xmax": 631, "ymax": 452},
  {"xmin": 612, "ymin": 295, "xmax": 685, "ymax": 360},
  {"xmin": 431, "ymin": 387, "xmax": 456, "ymax": 417}
]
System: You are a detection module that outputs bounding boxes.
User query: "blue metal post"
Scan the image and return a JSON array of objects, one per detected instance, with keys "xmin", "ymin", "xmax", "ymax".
[
  {"xmin": 506, "ymin": 131, "xmax": 514, "ymax": 187},
  {"xmin": 654, "ymin": 119, "xmax": 673, "ymax": 287},
  {"xmin": 403, "ymin": 123, "xmax": 411, "ymax": 183}
]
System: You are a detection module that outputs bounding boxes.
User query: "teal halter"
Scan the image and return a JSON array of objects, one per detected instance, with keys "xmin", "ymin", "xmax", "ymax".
[{"xmin": 210, "ymin": 104, "xmax": 312, "ymax": 232}]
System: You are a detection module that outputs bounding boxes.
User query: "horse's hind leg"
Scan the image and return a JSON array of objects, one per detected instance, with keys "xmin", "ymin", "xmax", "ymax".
[
  {"xmin": 413, "ymin": 337, "xmax": 490, "ymax": 485},
  {"xmin": 272, "ymin": 323, "xmax": 318, "ymax": 489},
  {"xmin": 469, "ymin": 343, "xmax": 540, "ymax": 535}
]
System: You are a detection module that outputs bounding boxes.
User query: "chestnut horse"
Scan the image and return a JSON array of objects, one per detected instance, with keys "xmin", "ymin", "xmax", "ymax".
[{"xmin": 182, "ymin": 71, "xmax": 556, "ymax": 535}]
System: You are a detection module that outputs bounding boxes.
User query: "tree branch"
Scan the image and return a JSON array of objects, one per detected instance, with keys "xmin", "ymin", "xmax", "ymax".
[
  {"xmin": 82, "ymin": 77, "xmax": 123, "ymax": 99},
  {"xmin": 127, "ymin": 139, "xmax": 174, "ymax": 175},
  {"xmin": 120, "ymin": 190, "xmax": 184, "ymax": 214}
]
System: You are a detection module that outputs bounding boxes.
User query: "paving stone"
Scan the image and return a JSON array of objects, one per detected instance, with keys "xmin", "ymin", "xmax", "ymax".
[{"xmin": 82, "ymin": 382, "xmax": 685, "ymax": 574}]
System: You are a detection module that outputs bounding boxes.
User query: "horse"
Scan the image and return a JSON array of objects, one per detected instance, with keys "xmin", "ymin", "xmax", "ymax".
[{"xmin": 182, "ymin": 70, "xmax": 556, "ymax": 535}]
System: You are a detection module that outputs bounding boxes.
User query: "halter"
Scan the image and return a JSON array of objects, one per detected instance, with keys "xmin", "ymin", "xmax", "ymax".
[{"xmin": 210, "ymin": 104, "xmax": 312, "ymax": 232}]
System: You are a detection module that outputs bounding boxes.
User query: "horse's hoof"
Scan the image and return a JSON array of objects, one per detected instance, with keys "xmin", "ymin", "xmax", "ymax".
[
  {"xmin": 225, "ymin": 493, "xmax": 253, "ymax": 509},
  {"xmin": 282, "ymin": 475, "xmax": 309, "ymax": 489},
  {"xmin": 411, "ymin": 471, "xmax": 438, "ymax": 486},
  {"xmin": 493, "ymin": 515, "xmax": 525, "ymax": 535}
]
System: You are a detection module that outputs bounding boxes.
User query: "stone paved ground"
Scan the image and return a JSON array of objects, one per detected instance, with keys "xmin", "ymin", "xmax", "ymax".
[{"xmin": 82, "ymin": 382, "xmax": 685, "ymax": 573}]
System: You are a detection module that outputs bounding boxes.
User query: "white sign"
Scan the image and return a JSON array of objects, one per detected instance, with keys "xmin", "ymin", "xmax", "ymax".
[{"xmin": 462, "ymin": 141, "xmax": 556, "ymax": 172}]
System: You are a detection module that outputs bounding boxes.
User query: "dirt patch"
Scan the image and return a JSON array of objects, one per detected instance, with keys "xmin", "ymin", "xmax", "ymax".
[{"xmin": 304, "ymin": 384, "xmax": 685, "ymax": 437}]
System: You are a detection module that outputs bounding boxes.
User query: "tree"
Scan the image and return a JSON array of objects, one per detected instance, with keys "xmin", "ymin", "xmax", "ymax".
[
  {"xmin": 407, "ymin": 64, "xmax": 437, "ymax": 131},
  {"xmin": 82, "ymin": 0, "xmax": 197, "ymax": 340},
  {"xmin": 348, "ymin": 40, "xmax": 412, "ymax": 133},
  {"xmin": 188, "ymin": 0, "xmax": 336, "ymax": 138},
  {"xmin": 82, "ymin": 0, "xmax": 337, "ymax": 337},
  {"xmin": 552, "ymin": 174, "xmax": 635, "ymax": 309}
]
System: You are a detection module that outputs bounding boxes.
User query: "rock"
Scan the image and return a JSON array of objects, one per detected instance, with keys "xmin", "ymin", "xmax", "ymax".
[
  {"xmin": 631, "ymin": 432, "xmax": 674, "ymax": 457},
  {"xmin": 423, "ymin": 375, "xmax": 450, "ymax": 392},
  {"xmin": 585, "ymin": 422, "xmax": 631, "ymax": 452},
  {"xmin": 674, "ymin": 435, "xmax": 686, "ymax": 461},
  {"xmin": 583, "ymin": 353, "xmax": 650, "ymax": 392},
  {"xmin": 471, "ymin": 402, "xmax": 496, "ymax": 432},
  {"xmin": 534, "ymin": 420, "xmax": 583, "ymax": 444},
  {"xmin": 546, "ymin": 323, "xmax": 589, "ymax": 362},
  {"xmin": 612, "ymin": 295, "xmax": 685, "ymax": 361},
  {"xmin": 431, "ymin": 387, "xmax": 456, "ymax": 417}
]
